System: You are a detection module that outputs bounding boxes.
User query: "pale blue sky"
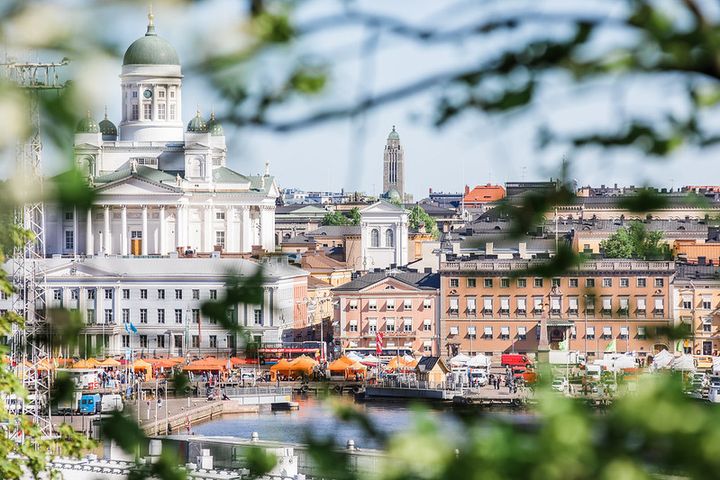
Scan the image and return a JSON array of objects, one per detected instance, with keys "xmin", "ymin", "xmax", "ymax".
[{"xmin": 44, "ymin": 0, "xmax": 720, "ymax": 197}]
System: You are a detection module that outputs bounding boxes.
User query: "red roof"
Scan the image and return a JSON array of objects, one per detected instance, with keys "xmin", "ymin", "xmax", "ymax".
[{"xmin": 463, "ymin": 184, "xmax": 506, "ymax": 204}]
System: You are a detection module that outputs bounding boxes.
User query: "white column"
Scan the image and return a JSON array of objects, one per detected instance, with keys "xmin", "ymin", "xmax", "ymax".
[
  {"xmin": 85, "ymin": 208, "xmax": 94, "ymax": 256},
  {"xmin": 141, "ymin": 205, "xmax": 148, "ymax": 256},
  {"xmin": 104, "ymin": 206, "xmax": 111, "ymax": 255},
  {"xmin": 203, "ymin": 205, "xmax": 213, "ymax": 252},
  {"xmin": 175, "ymin": 204, "xmax": 183, "ymax": 250},
  {"xmin": 121, "ymin": 206, "xmax": 128, "ymax": 256},
  {"xmin": 159, "ymin": 205, "xmax": 166, "ymax": 255},
  {"xmin": 225, "ymin": 206, "xmax": 233, "ymax": 252},
  {"xmin": 71, "ymin": 206, "xmax": 78, "ymax": 256},
  {"xmin": 395, "ymin": 222, "xmax": 401, "ymax": 265},
  {"xmin": 240, "ymin": 206, "xmax": 251, "ymax": 253}
]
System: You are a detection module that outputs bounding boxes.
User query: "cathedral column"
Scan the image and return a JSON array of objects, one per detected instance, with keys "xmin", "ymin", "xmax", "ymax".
[
  {"xmin": 121, "ymin": 206, "xmax": 128, "ymax": 256},
  {"xmin": 159, "ymin": 205, "xmax": 166, "ymax": 255},
  {"xmin": 225, "ymin": 206, "xmax": 234, "ymax": 252},
  {"xmin": 141, "ymin": 205, "xmax": 148, "ymax": 256},
  {"xmin": 203, "ymin": 205, "xmax": 213, "ymax": 252},
  {"xmin": 239, "ymin": 206, "xmax": 251, "ymax": 253},
  {"xmin": 175, "ymin": 204, "xmax": 184, "ymax": 250},
  {"xmin": 86, "ymin": 207, "xmax": 94, "ymax": 255},
  {"xmin": 103, "ymin": 206, "xmax": 112, "ymax": 255},
  {"xmin": 72, "ymin": 206, "xmax": 78, "ymax": 257}
]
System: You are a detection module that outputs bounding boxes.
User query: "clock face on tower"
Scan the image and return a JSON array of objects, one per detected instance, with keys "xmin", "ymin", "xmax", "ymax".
[{"xmin": 143, "ymin": 89, "xmax": 153, "ymax": 99}]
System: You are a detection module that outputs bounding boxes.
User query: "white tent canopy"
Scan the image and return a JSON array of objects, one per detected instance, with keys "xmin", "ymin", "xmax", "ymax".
[
  {"xmin": 361, "ymin": 354, "xmax": 380, "ymax": 366},
  {"xmin": 612, "ymin": 355, "xmax": 637, "ymax": 371},
  {"xmin": 466, "ymin": 354, "xmax": 491, "ymax": 368},
  {"xmin": 450, "ymin": 353, "xmax": 471, "ymax": 366},
  {"xmin": 346, "ymin": 352, "xmax": 363, "ymax": 362},
  {"xmin": 652, "ymin": 349, "xmax": 673, "ymax": 369},
  {"xmin": 671, "ymin": 354, "xmax": 696, "ymax": 372}
]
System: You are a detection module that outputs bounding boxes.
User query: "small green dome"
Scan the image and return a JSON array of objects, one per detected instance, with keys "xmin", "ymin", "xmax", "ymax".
[
  {"xmin": 76, "ymin": 112, "xmax": 99, "ymax": 134},
  {"xmin": 388, "ymin": 125, "xmax": 399, "ymax": 140},
  {"xmin": 207, "ymin": 112, "xmax": 224, "ymax": 136},
  {"xmin": 187, "ymin": 110, "xmax": 208, "ymax": 133},
  {"xmin": 98, "ymin": 112, "xmax": 117, "ymax": 137},
  {"xmin": 122, "ymin": 15, "xmax": 179, "ymax": 66},
  {"xmin": 386, "ymin": 187, "xmax": 401, "ymax": 201}
]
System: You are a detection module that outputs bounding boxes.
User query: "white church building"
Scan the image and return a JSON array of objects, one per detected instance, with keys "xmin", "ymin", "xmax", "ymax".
[{"xmin": 46, "ymin": 12, "xmax": 278, "ymax": 257}]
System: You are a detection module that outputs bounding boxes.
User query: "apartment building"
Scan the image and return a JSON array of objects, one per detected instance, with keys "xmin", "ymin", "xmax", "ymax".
[
  {"xmin": 440, "ymin": 257, "xmax": 675, "ymax": 359},
  {"xmin": 673, "ymin": 264, "xmax": 720, "ymax": 356},
  {"xmin": 333, "ymin": 270, "xmax": 440, "ymax": 355}
]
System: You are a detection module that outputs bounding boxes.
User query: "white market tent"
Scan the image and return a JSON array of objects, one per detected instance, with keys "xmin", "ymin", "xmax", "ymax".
[
  {"xmin": 450, "ymin": 353, "xmax": 471, "ymax": 366},
  {"xmin": 466, "ymin": 354, "xmax": 491, "ymax": 368},
  {"xmin": 612, "ymin": 355, "xmax": 637, "ymax": 371},
  {"xmin": 361, "ymin": 354, "xmax": 380, "ymax": 366},
  {"xmin": 652, "ymin": 349, "xmax": 673, "ymax": 369},
  {"xmin": 671, "ymin": 354, "xmax": 696, "ymax": 372},
  {"xmin": 346, "ymin": 352, "xmax": 363, "ymax": 362}
]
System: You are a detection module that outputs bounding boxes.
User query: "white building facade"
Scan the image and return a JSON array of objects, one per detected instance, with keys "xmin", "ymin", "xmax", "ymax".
[
  {"xmin": 46, "ymin": 13, "xmax": 277, "ymax": 257},
  {"xmin": 0, "ymin": 257, "xmax": 308, "ymax": 357},
  {"xmin": 360, "ymin": 201, "xmax": 409, "ymax": 270}
]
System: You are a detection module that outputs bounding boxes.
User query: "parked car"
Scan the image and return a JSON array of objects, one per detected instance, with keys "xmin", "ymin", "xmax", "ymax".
[{"xmin": 552, "ymin": 377, "xmax": 569, "ymax": 393}]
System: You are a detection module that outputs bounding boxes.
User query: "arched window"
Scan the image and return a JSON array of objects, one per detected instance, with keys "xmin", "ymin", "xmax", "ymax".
[
  {"xmin": 371, "ymin": 229, "xmax": 380, "ymax": 247},
  {"xmin": 385, "ymin": 228, "xmax": 394, "ymax": 247}
]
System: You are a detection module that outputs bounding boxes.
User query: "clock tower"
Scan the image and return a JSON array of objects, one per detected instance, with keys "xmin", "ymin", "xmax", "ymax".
[{"xmin": 118, "ymin": 9, "xmax": 183, "ymax": 142}]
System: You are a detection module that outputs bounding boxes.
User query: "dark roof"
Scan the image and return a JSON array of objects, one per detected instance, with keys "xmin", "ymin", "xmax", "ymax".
[
  {"xmin": 415, "ymin": 356, "xmax": 445, "ymax": 373},
  {"xmin": 306, "ymin": 226, "xmax": 361, "ymax": 237},
  {"xmin": 332, "ymin": 271, "xmax": 439, "ymax": 292},
  {"xmin": 675, "ymin": 264, "xmax": 720, "ymax": 280}
]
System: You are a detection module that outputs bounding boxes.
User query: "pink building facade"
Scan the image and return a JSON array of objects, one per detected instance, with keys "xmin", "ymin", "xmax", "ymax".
[{"xmin": 332, "ymin": 271, "xmax": 440, "ymax": 356}]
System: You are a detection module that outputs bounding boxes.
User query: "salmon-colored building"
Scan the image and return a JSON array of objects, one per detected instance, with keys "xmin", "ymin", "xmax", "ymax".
[
  {"xmin": 440, "ymin": 257, "xmax": 674, "ymax": 360},
  {"xmin": 333, "ymin": 270, "xmax": 440, "ymax": 356}
]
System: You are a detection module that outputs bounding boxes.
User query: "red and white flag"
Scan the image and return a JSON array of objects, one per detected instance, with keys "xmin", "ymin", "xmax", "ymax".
[{"xmin": 375, "ymin": 332, "xmax": 384, "ymax": 355}]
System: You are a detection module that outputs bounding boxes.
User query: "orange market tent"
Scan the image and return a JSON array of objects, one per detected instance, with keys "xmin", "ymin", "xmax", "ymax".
[
  {"xmin": 348, "ymin": 361, "xmax": 367, "ymax": 372},
  {"xmin": 98, "ymin": 358, "xmax": 121, "ymax": 368},
  {"xmin": 328, "ymin": 356, "xmax": 355, "ymax": 377},
  {"xmin": 132, "ymin": 359, "xmax": 153, "ymax": 379},
  {"xmin": 155, "ymin": 359, "xmax": 177, "ymax": 369},
  {"xmin": 287, "ymin": 355, "xmax": 318, "ymax": 377},
  {"xmin": 72, "ymin": 359, "xmax": 91, "ymax": 369},
  {"xmin": 387, "ymin": 356, "xmax": 417, "ymax": 372},
  {"xmin": 182, "ymin": 358, "xmax": 227, "ymax": 372},
  {"xmin": 269, "ymin": 358, "xmax": 294, "ymax": 379},
  {"xmin": 85, "ymin": 358, "xmax": 101, "ymax": 367}
]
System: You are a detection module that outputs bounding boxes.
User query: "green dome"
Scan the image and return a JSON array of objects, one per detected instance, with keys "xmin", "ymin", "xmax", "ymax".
[
  {"xmin": 122, "ymin": 17, "xmax": 179, "ymax": 66},
  {"xmin": 98, "ymin": 112, "xmax": 117, "ymax": 137},
  {"xmin": 187, "ymin": 111, "xmax": 208, "ymax": 133},
  {"xmin": 388, "ymin": 125, "xmax": 399, "ymax": 140},
  {"xmin": 76, "ymin": 112, "xmax": 99, "ymax": 133},
  {"xmin": 207, "ymin": 112, "xmax": 224, "ymax": 136},
  {"xmin": 386, "ymin": 187, "xmax": 401, "ymax": 201}
]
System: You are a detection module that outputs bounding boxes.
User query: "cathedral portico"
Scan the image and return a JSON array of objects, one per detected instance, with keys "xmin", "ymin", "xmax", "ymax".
[{"xmin": 46, "ymin": 11, "xmax": 278, "ymax": 258}]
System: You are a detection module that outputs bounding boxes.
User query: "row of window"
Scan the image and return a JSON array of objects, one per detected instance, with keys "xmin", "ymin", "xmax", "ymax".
[
  {"xmin": 447, "ymin": 325, "xmax": 647, "ymax": 340},
  {"xmin": 448, "ymin": 277, "xmax": 665, "ymax": 289},
  {"xmin": 446, "ymin": 296, "xmax": 665, "ymax": 316},
  {"xmin": 62, "ymin": 231, "xmax": 227, "ymax": 250},
  {"xmin": 347, "ymin": 298, "xmax": 433, "ymax": 311},
  {"xmin": 86, "ymin": 307, "xmax": 256, "ymax": 326},
  {"xmin": 680, "ymin": 297, "xmax": 716, "ymax": 310},
  {"xmin": 52, "ymin": 288, "xmax": 219, "ymax": 301},
  {"xmin": 347, "ymin": 318, "xmax": 433, "ymax": 333},
  {"xmin": 121, "ymin": 333, "xmax": 231, "ymax": 349}
]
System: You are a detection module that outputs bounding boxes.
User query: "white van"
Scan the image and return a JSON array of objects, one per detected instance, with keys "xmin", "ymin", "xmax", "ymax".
[{"xmin": 101, "ymin": 394, "xmax": 124, "ymax": 413}]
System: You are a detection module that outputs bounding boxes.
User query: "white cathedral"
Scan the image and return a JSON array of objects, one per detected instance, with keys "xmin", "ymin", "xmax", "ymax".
[{"xmin": 46, "ymin": 12, "xmax": 278, "ymax": 257}]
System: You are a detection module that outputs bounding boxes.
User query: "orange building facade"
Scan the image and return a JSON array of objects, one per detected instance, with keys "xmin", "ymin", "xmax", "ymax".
[
  {"xmin": 462, "ymin": 184, "xmax": 506, "ymax": 208},
  {"xmin": 440, "ymin": 258, "xmax": 674, "ymax": 360}
]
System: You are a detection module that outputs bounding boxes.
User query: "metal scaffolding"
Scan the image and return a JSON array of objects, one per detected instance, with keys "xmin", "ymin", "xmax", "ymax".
[{"xmin": 3, "ymin": 59, "xmax": 68, "ymax": 440}]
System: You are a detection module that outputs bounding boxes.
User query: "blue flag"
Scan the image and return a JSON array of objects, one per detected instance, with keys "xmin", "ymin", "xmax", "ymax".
[{"xmin": 124, "ymin": 322, "xmax": 138, "ymax": 334}]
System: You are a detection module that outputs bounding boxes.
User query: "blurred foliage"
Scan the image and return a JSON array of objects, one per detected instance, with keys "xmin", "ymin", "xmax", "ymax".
[{"xmin": 321, "ymin": 208, "xmax": 360, "ymax": 226}]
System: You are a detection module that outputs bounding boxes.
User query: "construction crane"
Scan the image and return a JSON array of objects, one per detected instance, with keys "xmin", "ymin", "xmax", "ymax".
[{"xmin": 2, "ymin": 58, "xmax": 68, "ymax": 440}]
